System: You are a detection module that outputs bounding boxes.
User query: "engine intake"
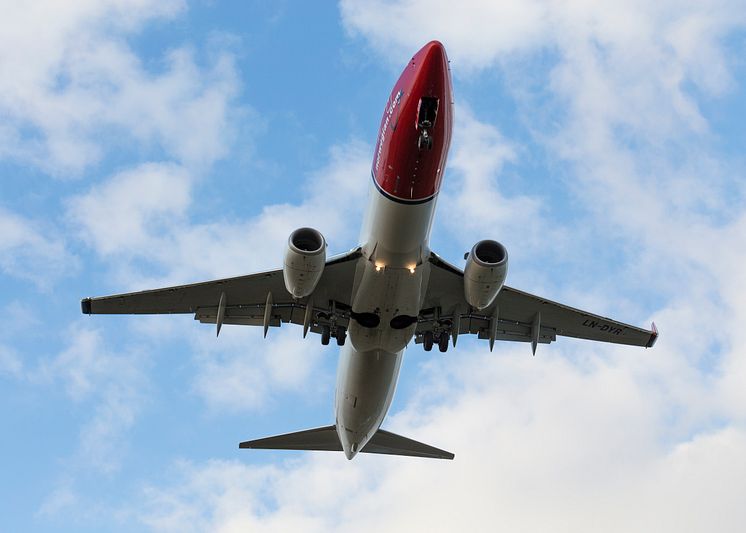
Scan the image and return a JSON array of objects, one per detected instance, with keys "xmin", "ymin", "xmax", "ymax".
[
  {"xmin": 463, "ymin": 239, "xmax": 508, "ymax": 310},
  {"xmin": 283, "ymin": 227, "xmax": 326, "ymax": 298}
]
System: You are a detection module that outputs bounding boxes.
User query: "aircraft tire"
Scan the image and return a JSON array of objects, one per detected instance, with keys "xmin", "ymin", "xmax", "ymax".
[
  {"xmin": 321, "ymin": 325, "xmax": 331, "ymax": 345},
  {"xmin": 423, "ymin": 330, "xmax": 434, "ymax": 351},
  {"xmin": 336, "ymin": 327, "xmax": 346, "ymax": 346},
  {"xmin": 438, "ymin": 333, "xmax": 449, "ymax": 353}
]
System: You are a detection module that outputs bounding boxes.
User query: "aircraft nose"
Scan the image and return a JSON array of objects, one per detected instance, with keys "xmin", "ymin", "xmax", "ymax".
[
  {"xmin": 411, "ymin": 41, "xmax": 450, "ymax": 95},
  {"xmin": 421, "ymin": 40, "xmax": 446, "ymax": 63}
]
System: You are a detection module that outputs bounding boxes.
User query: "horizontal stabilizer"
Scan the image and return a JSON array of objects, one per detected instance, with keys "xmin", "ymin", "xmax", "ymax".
[
  {"xmin": 239, "ymin": 425, "xmax": 342, "ymax": 451},
  {"xmin": 239, "ymin": 425, "xmax": 454, "ymax": 460},
  {"xmin": 365, "ymin": 429, "xmax": 454, "ymax": 459}
]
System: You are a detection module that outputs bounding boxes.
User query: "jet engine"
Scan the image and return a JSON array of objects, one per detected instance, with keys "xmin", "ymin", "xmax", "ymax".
[
  {"xmin": 463, "ymin": 239, "xmax": 508, "ymax": 310},
  {"xmin": 283, "ymin": 227, "xmax": 326, "ymax": 298}
]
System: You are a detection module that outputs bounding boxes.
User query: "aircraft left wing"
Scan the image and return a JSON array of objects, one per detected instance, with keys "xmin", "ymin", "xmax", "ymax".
[
  {"xmin": 419, "ymin": 252, "xmax": 658, "ymax": 351},
  {"xmin": 81, "ymin": 248, "xmax": 363, "ymax": 337}
]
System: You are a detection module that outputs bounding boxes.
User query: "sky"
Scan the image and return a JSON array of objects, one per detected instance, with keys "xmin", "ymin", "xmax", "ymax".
[{"xmin": 1, "ymin": 1, "xmax": 746, "ymax": 531}]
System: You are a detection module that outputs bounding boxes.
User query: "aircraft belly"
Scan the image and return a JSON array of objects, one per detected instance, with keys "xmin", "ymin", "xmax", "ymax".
[
  {"xmin": 349, "ymin": 260, "xmax": 421, "ymax": 352},
  {"xmin": 335, "ymin": 344, "xmax": 403, "ymax": 457},
  {"xmin": 350, "ymin": 185, "xmax": 436, "ymax": 353}
]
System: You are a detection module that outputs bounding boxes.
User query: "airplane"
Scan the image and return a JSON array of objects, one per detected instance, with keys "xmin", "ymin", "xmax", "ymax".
[{"xmin": 81, "ymin": 41, "xmax": 658, "ymax": 461}]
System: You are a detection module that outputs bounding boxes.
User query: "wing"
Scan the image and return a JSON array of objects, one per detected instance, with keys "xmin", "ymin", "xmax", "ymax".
[
  {"xmin": 419, "ymin": 252, "xmax": 658, "ymax": 351},
  {"xmin": 81, "ymin": 248, "xmax": 363, "ymax": 337}
]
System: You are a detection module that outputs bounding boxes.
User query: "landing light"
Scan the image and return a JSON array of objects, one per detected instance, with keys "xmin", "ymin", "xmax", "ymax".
[
  {"xmin": 375, "ymin": 262, "xmax": 385, "ymax": 272},
  {"xmin": 408, "ymin": 266, "xmax": 416, "ymax": 274}
]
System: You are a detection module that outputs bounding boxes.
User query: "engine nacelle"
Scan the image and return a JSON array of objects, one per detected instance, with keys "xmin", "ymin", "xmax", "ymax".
[
  {"xmin": 283, "ymin": 227, "xmax": 326, "ymax": 298},
  {"xmin": 464, "ymin": 240, "xmax": 508, "ymax": 310}
]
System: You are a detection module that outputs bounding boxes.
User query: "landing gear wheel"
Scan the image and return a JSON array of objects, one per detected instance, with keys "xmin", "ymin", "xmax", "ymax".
[
  {"xmin": 335, "ymin": 327, "xmax": 347, "ymax": 346},
  {"xmin": 438, "ymin": 332, "xmax": 449, "ymax": 353},
  {"xmin": 423, "ymin": 330, "xmax": 434, "ymax": 352},
  {"xmin": 321, "ymin": 325, "xmax": 331, "ymax": 346},
  {"xmin": 418, "ymin": 132, "xmax": 433, "ymax": 151}
]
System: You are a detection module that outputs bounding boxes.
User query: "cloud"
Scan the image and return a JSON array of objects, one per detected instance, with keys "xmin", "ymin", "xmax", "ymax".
[
  {"xmin": 37, "ymin": 482, "xmax": 78, "ymax": 518},
  {"xmin": 68, "ymin": 140, "xmax": 371, "ymax": 288},
  {"xmin": 191, "ymin": 326, "xmax": 330, "ymax": 413},
  {"xmin": 68, "ymin": 162, "xmax": 192, "ymax": 256},
  {"xmin": 0, "ymin": 0, "xmax": 240, "ymax": 175},
  {"xmin": 133, "ymin": 342, "xmax": 746, "ymax": 533},
  {"xmin": 0, "ymin": 344, "xmax": 23, "ymax": 378},
  {"xmin": 37, "ymin": 324, "xmax": 149, "ymax": 473},
  {"xmin": 340, "ymin": 0, "xmax": 548, "ymax": 71},
  {"xmin": 0, "ymin": 208, "xmax": 78, "ymax": 287},
  {"xmin": 436, "ymin": 106, "xmax": 561, "ymax": 260}
]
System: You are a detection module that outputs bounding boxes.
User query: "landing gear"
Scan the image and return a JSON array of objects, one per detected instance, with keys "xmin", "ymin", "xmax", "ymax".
[
  {"xmin": 416, "ymin": 96, "xmax": 438, "ymax": 151},
  {"xmin": 321, "ymin": 325, "xmax": 331, "ymax": 346},
  {"xmin": 423, "ymin": 330, "xmax": 434, "ymax": 352},
  {"xmin": 438, "ymin": 332, "xmax": 449, "ymax": 353},
  {"xmin": 335, "ymin": 327, "xmax": 347, "ymax": 346},
  {"xmin": 418, "ymin": 130, "xmax": 433, "ymax": 151},
  {"xmin": 423, "ymin": 330, "xmax": 449, "ymax": 353}
]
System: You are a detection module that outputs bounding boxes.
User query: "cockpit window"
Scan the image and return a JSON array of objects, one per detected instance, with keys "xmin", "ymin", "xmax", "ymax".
[{"xmin": 417, "ymin": 97, "xmax": 439, "ymax": 129}]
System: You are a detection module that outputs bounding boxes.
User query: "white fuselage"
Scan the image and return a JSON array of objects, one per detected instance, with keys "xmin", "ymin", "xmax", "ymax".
[
  {"xmin": 334, "ymin": 40, "xmax": 452, "ymax": 459},
  {"xmin": 334, "ymin": 180, "xmax": 438, "ymax": 459}
]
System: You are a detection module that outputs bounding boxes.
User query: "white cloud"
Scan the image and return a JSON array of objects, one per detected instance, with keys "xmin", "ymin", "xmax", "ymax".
[
  {"xmin": 0, "ymin": 345, "xmax": 23, "ymax": 378},
  {"xmin": 38, "ymin": 324, "xmax": 149, "ymax": 473},
  {"xmin": 134, "ymin": 342, "xmax": 746, "ymax": 532},
  {"xmin": 0, "ymin": 208, "xmax": 77, "ymax": 287},
  {"xmin": 68, "ymin": 163, "xmax": 192, "ymax": 256},
  {"xmin": 37, "ymin": 483, "xmax": 78, "ymax": 518},
  {"xmin": 437, "ymin": 106, "xmax": 561, "ymax": 260},
  {"xmin": 340, "ymin": 0, "xmax": 548, "ymax": 71},
  {"xmin": 68, "ymin": 140, "xmax": 371, "ymax": 288},
  {"xmin": 191, "ymin": 326, "xmax": 330, "ymax": 413},
  {"xmin": 0, "ymin": 0, "xmax": 240, "ymax": 175}
]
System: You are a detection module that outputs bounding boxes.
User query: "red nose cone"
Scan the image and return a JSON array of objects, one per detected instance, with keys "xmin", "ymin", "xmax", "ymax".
[
  {"xmin": 412, "ymin": 41, "xmax": 449, "ymax": 101},
  {"xmin": 417, "ymin": 41, "xmax": 447, "ymax": 83},
  {"xmin": 372, "ymin": 41, "xmax": 453, "ymax": 203}
]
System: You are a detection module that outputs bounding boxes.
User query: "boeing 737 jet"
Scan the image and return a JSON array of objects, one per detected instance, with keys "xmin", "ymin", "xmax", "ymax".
[{"xmin": 81, "ymin": 41, "xmax": 657, "ymax": 460}]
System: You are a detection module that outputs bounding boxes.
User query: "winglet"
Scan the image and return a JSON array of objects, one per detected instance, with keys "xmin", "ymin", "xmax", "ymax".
[
  {"xmin": 646, "ymin": 322, "xmax": 659, "ymax": 348},
  {"xmin": 81, "ymin": 298, "xmax": 92, "ymax": 315}
]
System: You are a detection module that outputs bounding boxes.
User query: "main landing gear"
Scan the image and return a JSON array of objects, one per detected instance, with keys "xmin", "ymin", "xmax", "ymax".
[
  {"xmin": 321, "ymin": 325, "xmax": 346, "ymax": 346},
  {"xmin": 423, "ymin": 331, "xmax": 449, "ymax": 353}
]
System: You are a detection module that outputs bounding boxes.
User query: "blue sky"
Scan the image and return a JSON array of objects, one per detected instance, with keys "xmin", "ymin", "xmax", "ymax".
[{"xmin": 1, "ymin": 1, "xmax": 745, "ymax": 531}]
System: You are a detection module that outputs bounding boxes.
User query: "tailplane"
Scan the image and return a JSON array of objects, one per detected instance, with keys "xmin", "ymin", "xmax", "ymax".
[{"xmin": 239, "ymin": 425, "xmax": 454, "ymax": 460}]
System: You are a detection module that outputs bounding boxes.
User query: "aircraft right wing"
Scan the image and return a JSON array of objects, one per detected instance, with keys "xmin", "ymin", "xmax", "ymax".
[
  {"xmin": 81, "ymin": 248, "xmax": 363, "ymax": 339},
  {"xmin": 418, "ymin": 252, "xmax": 658, "ymax": 351}
]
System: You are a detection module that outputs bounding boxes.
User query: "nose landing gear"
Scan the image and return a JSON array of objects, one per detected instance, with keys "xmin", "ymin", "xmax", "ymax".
[
  {"xmin": 418, "ymin": 128, "xmax": 433, "ymax": 151},
  {"xmin": 416, "ymin": 96, "xmax": 438, "ymax": 151}
]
